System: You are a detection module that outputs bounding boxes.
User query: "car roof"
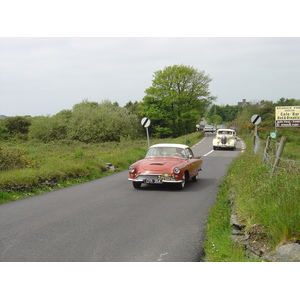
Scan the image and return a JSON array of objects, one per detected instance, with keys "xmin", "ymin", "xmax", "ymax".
[
  {"xmin": 149, "ymin": 143, "xmax": 189, "ymax": 149},
  {"xmin": 217, "ymin": 129, "xmax": 235, "ymax": 132}
]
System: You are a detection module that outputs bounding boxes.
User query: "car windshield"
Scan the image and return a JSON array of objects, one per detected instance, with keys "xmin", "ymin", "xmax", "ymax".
[
  {"xmin": 145, "ymin": 147, "xmax": 188, "ymax": 159},
  {"xmin": 218, "ymin": 131, "xmax": 234, "ymax": 135}
]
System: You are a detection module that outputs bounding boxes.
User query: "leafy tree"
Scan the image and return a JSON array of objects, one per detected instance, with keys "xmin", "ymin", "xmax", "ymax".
[
  {"xmin": 139, "ymin": 65, "xmax": 215, "ymax": 137},
  {"xmin": 222, "ymin": 105, "xmax": 240, "ymax": 122},
  {"xmin": 234, "ymin": 103, "xmax": 258, "ymax": 133},
  {"xmin": 124, "ymin": 101, "xmax": 141, "ymax": 116},
  {"xmin": 276, "ymin": 98, "xmax": 300, "ymax": 106},
  {"xmin": 206, "ymin": 104, "xmax": 239, "ymax": 124},
  {"xmin": 210, "ymin": 114, "xmax": 223, "ymax": 126}
]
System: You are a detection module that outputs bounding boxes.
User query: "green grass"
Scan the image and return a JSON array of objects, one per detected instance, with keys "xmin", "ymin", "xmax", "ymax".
[
  {"xmin": 204, "ymin": 135, "xmax": 300, "ymax": 261},
  {"xmin": 0, "ymin": 173, "xmax": 104, "ymax": 204},
  {"xmin": 203, "ymin": 179, "xmax": 259, "ymax": 262},
  {"xmin": 0, "ymin": 132, "xmax": 203, "ymax": 203}
]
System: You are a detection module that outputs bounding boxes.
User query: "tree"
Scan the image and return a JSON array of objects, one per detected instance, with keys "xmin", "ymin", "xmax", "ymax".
[
  {"xmin": 206, "ymin": 104, "xmax": 239, "ymax": 124},
  {"xmin": 276, "ymin": 98, "xmax": 300, "ymax": 106},
  {"xmin": 139, "ymin": 65, "xmax": 215, "ymax": 137},
  {"xmin": 210, "ymin": 114, "xmax": 223, "ymax": 126},
  {"xmin": 124, "ymin": 101, "xmax": 141, "ymax": 116},
  {"xmin": 234, "ymin": 104, "xmax": 258, "ymax": 133}
]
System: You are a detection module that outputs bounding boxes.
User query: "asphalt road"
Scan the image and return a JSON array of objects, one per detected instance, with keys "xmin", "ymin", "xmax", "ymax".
[{"xmin": 0, "ymin": 134, "xmax": 245, "ymax": 262}]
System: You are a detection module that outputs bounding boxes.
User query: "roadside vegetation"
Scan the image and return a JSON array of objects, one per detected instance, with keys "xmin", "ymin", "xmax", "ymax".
[
  {"xmin": 203, "ymin": 133, "xmax": 300, "ymax": 261},
  {"xmin": 1, "ymin": 62, "xmax": 299, "ymax": 261},
  {"xmin": 0, "ymin": 64, "xmax": 213, "ymax": 203},
  {"xmin": 0, "ymin": 132, "xmax": 203, "ymax": 204},
  {"xmin": 203, "ymin": 97, "xmax": 300, "ymax": 261}
]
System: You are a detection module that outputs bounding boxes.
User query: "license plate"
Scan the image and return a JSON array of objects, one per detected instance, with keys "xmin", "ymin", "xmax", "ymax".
[
  {"xmin": 152, "ymin": 179, "xmax": 162, "ymax": 184},
  {"xmin": 144, "ymin": 177, "xmax": 162, "ymax": 184}
]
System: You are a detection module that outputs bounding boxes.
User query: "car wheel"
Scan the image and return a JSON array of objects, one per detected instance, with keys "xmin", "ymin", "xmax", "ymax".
[
  {"xmin": 213, "ymin": 146, "xmax": 217, "ymax": 150},
  {"xmin": 133, "ymin": 181, "xmax": 142, "ymax": 189},
  {"xmin": 192, "ymin": 172, "xmax": 198, "ymax": 182},
  {"xmin": 177, "ymin": 174, "xmax": 186, "ymax": 190}
]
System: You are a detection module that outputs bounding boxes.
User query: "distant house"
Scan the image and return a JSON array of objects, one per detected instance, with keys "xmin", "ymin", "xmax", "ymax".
[
  {"xmin": 238, "ymin": 99, "xmax": 249, "ymax": 107},
  {"xmin": 0, "ymin": 115, "xmax": 7, "ymax": 120}
]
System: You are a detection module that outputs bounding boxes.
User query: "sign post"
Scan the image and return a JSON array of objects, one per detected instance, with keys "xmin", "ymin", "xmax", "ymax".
[
  {"xmin": 275, "ymin": 106, "xmax": 300, "ymax": 151},
  {"xmin": 275, "ymin": 106, "xmax": 300, "ymax": 127},
  {"xmin": 141, "ymin": 117, "xmax": 151, "ymax": 147},
  {"xmin": 251, "ymin": 114, "xmax": 261, "ymax": 153},
  {"xmin": 251, "ymin": 114, "xmax": 261, "ymax": 133}
]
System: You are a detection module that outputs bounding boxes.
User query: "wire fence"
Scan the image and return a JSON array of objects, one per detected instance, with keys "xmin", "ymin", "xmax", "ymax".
[{"xmin": 254, "ymin": 136, "xmax": 300, "ymax": 175}]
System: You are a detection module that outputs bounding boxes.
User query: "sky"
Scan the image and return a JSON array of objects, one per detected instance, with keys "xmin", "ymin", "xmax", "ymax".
[
  {"xmin": 1, "ymin": 37, "xmax": 299, "ymax": 117},
  {"xmin": 1, "ymin": 1, "xmax": 300, "ymax": 118}
]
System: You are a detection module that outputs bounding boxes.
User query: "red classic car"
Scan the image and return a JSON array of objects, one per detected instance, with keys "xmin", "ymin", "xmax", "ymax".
[{"xmin": 128, "ymin": 143, "xmax": 203, "ymax": 190}]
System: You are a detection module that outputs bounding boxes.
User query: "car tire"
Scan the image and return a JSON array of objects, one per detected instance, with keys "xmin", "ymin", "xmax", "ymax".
[
  {"xmin": 192, "ymin": 172, "xmax": 198, "ymax": 182},
  {"xmin": 177, "ymin": 174, "xmax": 186, "ymax": 190},
  {"xmin": 133, "ymin": 181, "xmax": 142, "ymax": 189}
]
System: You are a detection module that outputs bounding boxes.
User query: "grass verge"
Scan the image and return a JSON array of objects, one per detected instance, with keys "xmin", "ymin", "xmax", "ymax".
[{"xmin": 203, "ymin": 136, "xmax": 300, "ymax": 261}]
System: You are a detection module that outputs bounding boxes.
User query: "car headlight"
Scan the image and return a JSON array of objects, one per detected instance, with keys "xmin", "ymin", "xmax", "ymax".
[
  {"xmin": 173, "ymin": 167, "xmax": 181, "ymax": 174},
  {"xmin": 129, "ymin": 166, "xmax": 135, "ymax": 173}
]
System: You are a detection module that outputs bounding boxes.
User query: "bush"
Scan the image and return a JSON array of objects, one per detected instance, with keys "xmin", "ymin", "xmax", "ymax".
[
  {"xmin": 29, "ymin": 100, "xmax": 141, "ymax": 143},
  {"xmin": 3, "ymin": 116, "xmax": 31, "ymax": 135},
  {"xmin": 29, "ymin": 112, "xmax": 70, "ymax": 142},
  {"xmin": 0, "ymin": 144, "xmax": 34, "ymax": 171},
  {"xmin": 67, "ymin": 100, "xmax": 141, "ymax": 143}
]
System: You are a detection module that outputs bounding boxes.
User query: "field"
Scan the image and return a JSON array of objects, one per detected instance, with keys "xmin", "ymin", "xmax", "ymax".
[{"xmin": 0, "ymin": 132, "xmax": 203, "ymax": 203}]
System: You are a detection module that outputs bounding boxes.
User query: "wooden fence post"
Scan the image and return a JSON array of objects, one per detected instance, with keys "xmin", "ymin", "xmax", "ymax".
[
  {"xmin": 263, "ymin": 136, "xmax": 271, "ymax": 165},
  {"xmin": 271, "ymin": 136, "xmax": 286, "ymax": 175}
]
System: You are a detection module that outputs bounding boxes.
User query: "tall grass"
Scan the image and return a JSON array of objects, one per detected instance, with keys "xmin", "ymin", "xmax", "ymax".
[
  {"xmin": 233, "ymin": 138, "xmax": 300, "ymax": 247},
  {"xmin": 0, "ymin": 132, "xmax": 203, "ymax": 203},
  {"xmin": 203, "ymin": 180, "xmax": 259, "ymax": 262},
  {"xmin": 204, "ymin": 136, "xmax": 300, "ymax": 261}
]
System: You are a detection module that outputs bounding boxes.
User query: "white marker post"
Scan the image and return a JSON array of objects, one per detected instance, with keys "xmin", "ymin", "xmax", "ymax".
[
  {"xmin": 251, "ymin": 114, "xmax": 261, "ymax": 153},
  {"xmin": 141, "ymin": 117, "xmax": 151, "ymax": 147}
]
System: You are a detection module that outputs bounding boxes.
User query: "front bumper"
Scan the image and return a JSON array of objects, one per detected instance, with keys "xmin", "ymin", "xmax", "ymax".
[
  {"xmin": 214, "ymin": 143, "xmax": 234, "ymax": 148},
  {"xmin": 128, "ymin": 174, "xmax": 183, "ymax": 184}
]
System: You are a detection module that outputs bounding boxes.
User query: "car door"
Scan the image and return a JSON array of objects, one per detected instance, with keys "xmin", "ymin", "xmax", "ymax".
[{"xmin": 185, "ymin": 148, "xmax": 199, "ymax": 177}]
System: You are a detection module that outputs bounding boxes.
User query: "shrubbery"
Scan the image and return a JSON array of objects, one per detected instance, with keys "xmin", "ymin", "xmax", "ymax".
[
  {"xmin": 28, "ymin": 100, "xmax": 142, "ymax": 143},
  {"xmin": 28, "ymin": 110, "xmax": 71, "ymax": 142},
  {"xmin": 0, "ymin": 144, "xmax": 34, "ymax": 171},
  {"xmin": 0, "ymin": 116, "xmax": 31, "ymax": 140}
]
